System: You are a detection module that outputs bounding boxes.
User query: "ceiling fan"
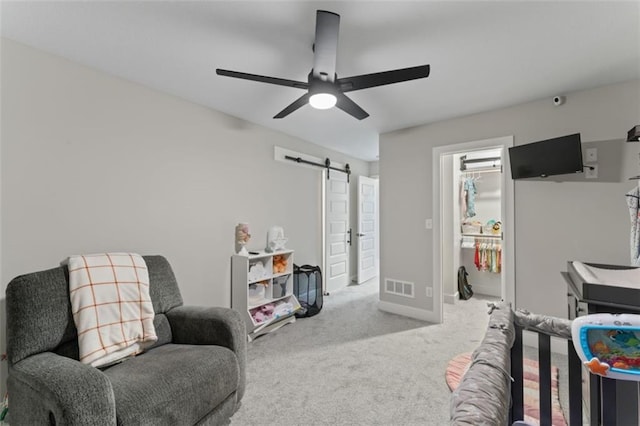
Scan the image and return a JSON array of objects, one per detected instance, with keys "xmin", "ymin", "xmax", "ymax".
[{"xmin": 216, "ymin": 10, "xmax": 430, "ymax": 120}]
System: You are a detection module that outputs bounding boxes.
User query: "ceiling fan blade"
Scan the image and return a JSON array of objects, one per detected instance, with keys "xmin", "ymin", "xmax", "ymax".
[
  {"xmin": 312, "ymin": 10, "xmax": 340, "ymax": 82},
  {"xmin": 216, "ymin": 69, "xmax": 309, "ymax": 90},
  {"xmin": 274, "ymin": 93, "xmax": 311, "ymax": 119},
  {"xmin": 335, "ymin": 93, "xmax": 369, "ymax": 120},
  {"xmin": 337, "ymin": 64, "xmax": 430, "ymax": 93}
]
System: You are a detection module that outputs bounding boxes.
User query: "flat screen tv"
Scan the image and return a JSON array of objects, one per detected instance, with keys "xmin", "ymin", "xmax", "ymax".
[{"xmin": 508, "ymin": 133, "xmax": 583, "ymax": 179}]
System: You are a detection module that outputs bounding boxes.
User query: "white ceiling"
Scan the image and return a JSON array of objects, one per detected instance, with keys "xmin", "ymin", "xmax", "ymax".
[{"xmin": 2, "ymin": 1, "xmax": 639, "ymax": 161}]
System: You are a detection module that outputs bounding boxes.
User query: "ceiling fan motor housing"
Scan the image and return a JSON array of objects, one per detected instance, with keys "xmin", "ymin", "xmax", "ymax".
[{"xmin": 309, "ymin": 78, "xmax": 338, "ymax": 97}]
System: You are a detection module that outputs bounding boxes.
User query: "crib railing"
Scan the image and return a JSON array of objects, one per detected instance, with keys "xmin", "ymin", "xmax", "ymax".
[
  {"xmin": 451, "ymin": 304, "xmax": 638, "ymax": 425},
  {"xmin": 511, "ymin": 313, "xmax": 638, "ymax": 426},
  {"xmin": 510, "ymin": 323, "xmax": 580, "ymax": 426}
]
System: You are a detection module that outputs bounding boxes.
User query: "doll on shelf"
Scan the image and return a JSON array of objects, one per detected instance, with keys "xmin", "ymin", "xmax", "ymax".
[{"xmin": 235, "ymin": 223, "xmax": 251, "ymax": 255}]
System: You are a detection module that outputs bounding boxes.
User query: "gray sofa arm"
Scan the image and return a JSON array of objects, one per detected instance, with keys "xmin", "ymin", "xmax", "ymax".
[
  {"xmin": 8, "ymin": 352, "xmax": 115, "ymax": 425},
  {"xmin": 166, "ymin": 306, "xmax": 247, "ymax": 401}
]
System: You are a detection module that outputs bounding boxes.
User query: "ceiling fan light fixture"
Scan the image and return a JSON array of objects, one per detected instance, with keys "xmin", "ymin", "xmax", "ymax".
[{"xmin": 309, "ymin": 92, "xmax": 337, "ymax": 109}]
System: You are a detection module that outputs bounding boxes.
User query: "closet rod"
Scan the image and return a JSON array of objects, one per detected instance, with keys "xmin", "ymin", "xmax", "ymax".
[
  {"xmin": 460, "ymin": 233, "xmax": 502, "ymax": 239},
  {"xmin": 460, "ymin": 155, "xmax": 501, "ymax": 171},
  {"xmin": 462, "ymin": 168, "xmax": 502, "ymax": 174}
]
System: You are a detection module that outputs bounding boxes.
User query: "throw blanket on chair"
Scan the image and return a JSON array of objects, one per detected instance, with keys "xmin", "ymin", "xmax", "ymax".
[{"xmin": 66, "ymin": 253, "xmax": 157, "ymax": 367}]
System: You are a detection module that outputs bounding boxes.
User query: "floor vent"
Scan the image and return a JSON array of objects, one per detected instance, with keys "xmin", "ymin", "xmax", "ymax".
[{"xmin": 384, "ymin": 278, "xmax": 415, "ymax": 298}]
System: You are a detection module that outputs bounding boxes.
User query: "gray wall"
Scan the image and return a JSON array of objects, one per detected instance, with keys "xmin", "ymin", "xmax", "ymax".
[
  {"xmin": 369, "ymin": 161, "xmax": 379, "ymax": 177},
  {"xmin": 0, "ymin": 38, "xmax": 369, "ymax": 394},
  {"xmin": 380, "ymin": 79, "xmax": 640, "ymax": 316}
]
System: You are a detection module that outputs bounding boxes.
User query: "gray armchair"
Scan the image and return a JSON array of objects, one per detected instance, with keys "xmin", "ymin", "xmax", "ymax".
[{"xmin": 6, "ymin": 255, "xmax": 246, "ymax": 425}]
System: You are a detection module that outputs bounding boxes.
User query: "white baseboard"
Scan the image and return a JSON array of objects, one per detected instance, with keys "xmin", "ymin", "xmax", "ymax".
[
  {"xmin": 472, "ymin": 284, "xmax": 501, "ymax": 298},
  {"xmin": 378, "ymin": 300, "xmax": 440, "ymax": 323},
  {"xmin": 444, "ymin": 292, "xmax": 458, "ymax": 304}
]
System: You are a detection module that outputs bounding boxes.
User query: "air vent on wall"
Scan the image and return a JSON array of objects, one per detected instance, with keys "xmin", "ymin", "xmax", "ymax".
[{"xmin": 384, "ymin": 278, "xmax": 415, "ymax": 298}]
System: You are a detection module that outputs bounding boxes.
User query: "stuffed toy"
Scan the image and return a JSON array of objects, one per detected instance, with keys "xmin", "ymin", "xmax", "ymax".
[
  {"xmin": 251, "ymin": 303, "xmax": 275, "ymax": 323},
  {"xmin": 273, "ymin": 255, "xmax": 288, "ymax": 274},
  {"xmin": 235, "ymin": 223, "xmax": 251, "ymax": 255},
  {"xmin": 252, "ymin": 310, "xmax": 268, "ymax": 323},
  {"xmin": 491, "ymin": 221, "xmax": 502, "ymax": 234}
]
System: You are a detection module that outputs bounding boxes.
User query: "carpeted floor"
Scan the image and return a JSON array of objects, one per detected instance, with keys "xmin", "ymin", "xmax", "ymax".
[{"xmin": 229, "ymin": 277, "xmax": 500, "ymax": 425}]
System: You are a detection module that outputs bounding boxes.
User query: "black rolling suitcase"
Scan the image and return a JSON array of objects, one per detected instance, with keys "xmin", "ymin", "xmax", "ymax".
[{"xmin": 293, "ymin": 264, "xmax": 323, "ymax": 317}]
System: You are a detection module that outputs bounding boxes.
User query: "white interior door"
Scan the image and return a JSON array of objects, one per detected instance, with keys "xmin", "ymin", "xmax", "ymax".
[
  {"xmin": 357, "ymin": 176, "xmax": 378, "ymax": 283},
  {"xmin": 323, "ymin": 170, "xmax": 350, "ymax": 294}
]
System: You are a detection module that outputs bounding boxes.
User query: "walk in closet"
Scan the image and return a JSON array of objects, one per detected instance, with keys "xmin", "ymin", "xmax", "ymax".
[{"xmin": 453, "ymin": 149, "xmax": 503, "ymax": 297}]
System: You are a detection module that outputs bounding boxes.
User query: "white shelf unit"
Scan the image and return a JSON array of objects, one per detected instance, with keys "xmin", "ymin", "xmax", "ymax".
[{"xmin": 231, "ymin": 249, "xmax": 300, "ymax": 341}]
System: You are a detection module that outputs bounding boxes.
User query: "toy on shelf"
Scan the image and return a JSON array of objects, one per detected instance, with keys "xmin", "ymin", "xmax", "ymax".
[
  {"xmin": 249, "ymin": 299, "xmax": 297, "ymax": 324},
  {"xmin": 483, "ymin": 219, "xmax": 501, "ymax": 235},
  {"xmin": 235, "ymin": 223, "xmax": 251, "ymax": 255},
  {"xmin": 491, "ymin": 220, "xmax": 502, "ymax": 234},
  {"xmin": 273, "ymin": 254, "xmax": 288, "ymax": 274},
  {"xmin": 572, "ymin": 313, "xmax": 640, "ymax": 381},
  {"xmin": 250, "ymin": 303, "xmax": 275, "ymax": 324}
]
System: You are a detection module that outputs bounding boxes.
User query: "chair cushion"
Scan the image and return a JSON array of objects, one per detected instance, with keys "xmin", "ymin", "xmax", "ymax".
[{"xmin": 102, "ymin": 344, "xmax": 239, "ymax": 425}]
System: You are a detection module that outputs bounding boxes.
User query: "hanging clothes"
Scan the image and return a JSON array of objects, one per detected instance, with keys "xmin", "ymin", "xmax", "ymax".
[
  {"xmin": 473, "ymin": 239, "xmax": 502, "ymax": 274},
  {"xmin": 491, "ymin": 245, "xmax": 498, "ymax": 273},
  {"xmin": 464, "ymin": 177, "xmax": 477, "ymax": 218},
  {"xmin": 460, "ymin": 180, "xmax": 468, "ymax": 220},
  {"xmin": 626, "ymin": 186, "xmax": 640, "ymax": 266},
  {"xmin": 481, "ymin": 242, "xmax": 489, "ymax": 271}
]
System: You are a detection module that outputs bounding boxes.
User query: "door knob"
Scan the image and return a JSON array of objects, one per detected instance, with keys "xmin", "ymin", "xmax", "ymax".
[{"xmin": 357, "ymin": 233, "xmax": 365, "ymax": 237}]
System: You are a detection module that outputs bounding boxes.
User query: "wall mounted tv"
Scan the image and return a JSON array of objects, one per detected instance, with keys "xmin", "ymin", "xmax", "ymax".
[{"xmin": 508, "ymin": 133, "xmax": 584, "ymax": 179}]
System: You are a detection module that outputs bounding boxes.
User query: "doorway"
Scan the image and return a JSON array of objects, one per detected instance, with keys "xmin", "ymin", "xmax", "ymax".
[
  {"xmin": 322, "ymin": 169, "xmax": 350, "ymax": 294},
  {"xmin": 321, "ymin": 170, "xmax": 380, "ymax": 295},
  {"xmin": 432, "ymin": 136, "xmax": 515, "ymax": 323}
]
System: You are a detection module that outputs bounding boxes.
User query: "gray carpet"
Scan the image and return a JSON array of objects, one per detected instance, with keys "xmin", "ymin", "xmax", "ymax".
[{"xmin": 230, "ymin": 278, "xmax": 499, "ymax": 425}]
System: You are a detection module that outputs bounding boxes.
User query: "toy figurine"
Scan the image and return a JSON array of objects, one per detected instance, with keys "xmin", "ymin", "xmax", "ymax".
[{"xmin": 235, "ymin": 223, "xmax": 251, "ymax": 255}]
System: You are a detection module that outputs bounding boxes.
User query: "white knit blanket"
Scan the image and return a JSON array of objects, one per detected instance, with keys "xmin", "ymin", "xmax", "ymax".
[{"xmin": 66, "ymin": 253, "xmax": 157, "ymax": 367}]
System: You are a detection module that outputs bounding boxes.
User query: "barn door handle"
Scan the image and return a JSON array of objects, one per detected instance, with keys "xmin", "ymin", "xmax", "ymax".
[{"xmin": 347, "ymin": 228, "xmax": 352, "ymax": 246}]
